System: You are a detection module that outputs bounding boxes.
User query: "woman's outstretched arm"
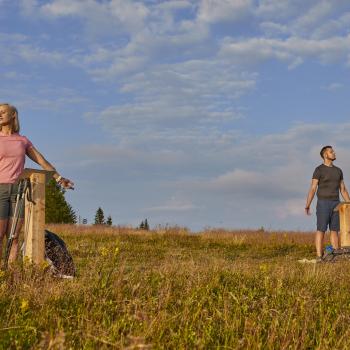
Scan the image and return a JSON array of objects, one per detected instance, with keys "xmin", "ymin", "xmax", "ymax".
[{"xmin": 26, "ymin": 146, "xmax": 74, "ymax": 189}]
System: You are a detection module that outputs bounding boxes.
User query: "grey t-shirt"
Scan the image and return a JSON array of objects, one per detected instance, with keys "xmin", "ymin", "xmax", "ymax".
[{"xmin": 312, "ymin": 164, "xmax": 343, "ymax": 200}]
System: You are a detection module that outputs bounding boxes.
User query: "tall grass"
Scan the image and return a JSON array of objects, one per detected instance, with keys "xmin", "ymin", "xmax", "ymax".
[{"xmin": 0, "ymin": 225, "xmax": 348, "ymax": 349}]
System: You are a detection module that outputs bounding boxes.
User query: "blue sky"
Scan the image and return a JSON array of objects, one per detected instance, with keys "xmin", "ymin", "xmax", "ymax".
[{"xmin": 1, "ymin": 0, "xmax": 350, "ymax": 230}]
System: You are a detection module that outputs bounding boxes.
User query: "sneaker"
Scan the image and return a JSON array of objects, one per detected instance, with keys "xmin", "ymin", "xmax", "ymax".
[{"xmin": 322, "ymin": 250, "xmax": 333, "ymax": 260}]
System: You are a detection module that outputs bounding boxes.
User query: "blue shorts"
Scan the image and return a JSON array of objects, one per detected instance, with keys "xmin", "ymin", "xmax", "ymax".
[{"xmin": 316, "ymin": 199, "xmax": 340, "ymax": 232}]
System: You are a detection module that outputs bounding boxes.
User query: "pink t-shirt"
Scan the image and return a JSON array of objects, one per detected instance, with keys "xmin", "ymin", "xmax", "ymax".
[{"xmin": 0, "ymin": 132, "xmax": 33, "ymax": 183}]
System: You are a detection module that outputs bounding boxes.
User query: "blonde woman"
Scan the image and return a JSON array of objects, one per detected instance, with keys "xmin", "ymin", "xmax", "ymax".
[{"xmin": 0, "ymin": 103, "xmax": 74, "ymax": 264}]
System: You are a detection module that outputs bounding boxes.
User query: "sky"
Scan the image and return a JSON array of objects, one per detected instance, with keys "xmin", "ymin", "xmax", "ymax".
[{"xmin": 1, "ymin": 0, "xmax": 350, "ymax": 231}]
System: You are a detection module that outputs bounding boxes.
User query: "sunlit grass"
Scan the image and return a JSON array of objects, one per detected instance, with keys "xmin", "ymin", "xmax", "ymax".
[{"xmin": 0, "ymin": 225, "xmax": 348, "ymax": 349}]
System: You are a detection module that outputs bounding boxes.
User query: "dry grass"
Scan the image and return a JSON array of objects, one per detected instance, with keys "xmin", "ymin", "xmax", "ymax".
[{"xmin": 0, "ymin": 225, "xmax": 348, "ymax": 349}]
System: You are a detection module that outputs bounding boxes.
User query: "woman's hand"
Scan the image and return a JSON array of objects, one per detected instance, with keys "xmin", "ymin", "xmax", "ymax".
[{"xmin": 58, "ymin": 177, "xmax": 74, "ymax": 190}]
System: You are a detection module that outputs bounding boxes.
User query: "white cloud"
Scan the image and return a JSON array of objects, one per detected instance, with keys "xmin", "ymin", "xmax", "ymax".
[
  {"xmin": 275, "ymin": 199, "xmax": 305, "ymax": 219},
  {"xmin": 146, "ymin": 197, "xmax": 198, "ymax": 212},
  {"xmin": 0, "ymin": 46, "xmax": 63, "ymax": 66},
  {"xmin": 322, "ymin": 82, "xmax": 344, "ymax": 91},
  {"xmin": 19, "ymin": 0, "xmax": 39, "ymax": 16},
  {"xmin": 66, "ymin": 122, "xmax": 350, "ymax": 229},
  {"xmin": 17, "ymin": 44, "xmax": 65, "ymax": 64},
  {"xmin": 220, "ymin": 35, "xmax": 350, "ymax": 67},
  {"xmin": 311, "ymin": 12, "xmax": 350, "ymax": 39},
  {"xmin": 197, "ymin": 0, "xmax": 253, "ymax": 23},
  {"xmin": 0, "ymin": 32, "xmax": 26, "ymax": 42},
  {"xmin": 33, "ymin": 1, "xmax": 209, "ymax": 79},
  {"xmin": 41, "ymin": 0, "xmax": 87, "ymax": 16},
  {"xmin": 190, "ymin": 160, "xmax": 307, "ymax": 200},
  {"xmin": 106, "ymin": 0, "xmax": 150, "ymax": 33},
  {"xmin": 260, "ymin": 21, "xmax": 289, "ymax": 37},
  {"xmin": 292, "ymin": 1, "xmax": 334, "ymax": 33},
  {"xmin": 255, "ymin": 0, "xmax": 307, "ymax": 20},
  {"xmin": 1, "ymin": 71, "xmax": 32, "ymax": 80},
  {"xmin": 0, "ymin": 82, "xmax": 88, "ymax": 112},
  {"xmin": 89, "ymin": 55, "xmax": 147, "ymax": 79},
  {"xmin": 0, "ymin": 32, "xmax": 68, "ymax": 66},
  {"xmin": 257, "ymin": 1, "xmax": 350, "ymax": 39},
  {"xmin": 13, "ymin": 0, "xmax": 350, "ymax": 81},
  {"xmin": 155, "ymin": 0, "xmax": 193, "ymax": 11},
  {"xmin": 40, "ymin": 0, "xmax": 149, "ymax": 34},
  {"xmin": 85, "ymin": 58, "xmax": 256, "ymax": 138}
]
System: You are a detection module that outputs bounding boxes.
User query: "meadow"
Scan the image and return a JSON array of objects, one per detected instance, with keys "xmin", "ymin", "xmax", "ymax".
[{"xmin": 1, "ymin": 225, "xmax": 350, "ymax": 349}]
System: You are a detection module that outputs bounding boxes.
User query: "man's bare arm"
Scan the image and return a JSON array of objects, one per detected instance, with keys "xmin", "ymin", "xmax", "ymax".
[
  {"xmin": 340, "ymin": 180, "xmax": 350, "ymax": 201},
  {"xmin": 305, "ymin": 179, "xmax": 318, "ymax": 215}
]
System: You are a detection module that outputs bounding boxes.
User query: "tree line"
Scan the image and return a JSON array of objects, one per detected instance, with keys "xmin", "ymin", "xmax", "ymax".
[
  {"xmin": 94, "ymin": 207, "xmax": 112, "ymax": 225},
  {"xmin": 94, "ymin": 207, "xmax": 149, "ymax": 230},
  {"xmin": 46, "ymin": 179, "xmax": 149, "ymax": 229}
]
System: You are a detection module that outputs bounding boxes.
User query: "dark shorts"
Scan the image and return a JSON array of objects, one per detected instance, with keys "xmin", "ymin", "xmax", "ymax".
[
  {"xmin": 316, "ymin": 199, "xmax": 340, "ymax": 232},
  {"xmin": 0, "ymin": 183, "xmax": 25, "ymax": 220}
]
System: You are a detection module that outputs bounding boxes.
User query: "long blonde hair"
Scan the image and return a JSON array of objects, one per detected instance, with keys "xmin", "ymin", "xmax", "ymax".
[{"xmin": 0, "ymin": 103, "xmax": 20, "ymax": 133}]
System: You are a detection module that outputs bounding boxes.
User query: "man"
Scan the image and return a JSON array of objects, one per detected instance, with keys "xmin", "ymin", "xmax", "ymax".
[{"xmin": 305, "ymin": 146, "xmax": 350, "ymax": 260}]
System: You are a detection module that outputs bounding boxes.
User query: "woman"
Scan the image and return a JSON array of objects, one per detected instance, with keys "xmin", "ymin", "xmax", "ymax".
[{"xmin": 0, "ymin": 103, "xmax": 74, "ymax": 264}]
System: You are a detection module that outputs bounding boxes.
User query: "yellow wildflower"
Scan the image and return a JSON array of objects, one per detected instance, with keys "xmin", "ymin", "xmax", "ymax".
[
  {"xmin": 100, "ymin": 247, "xmax": 109, "ymax": 257},
  {"xmin": 259, "ymin": 264, "xmax": 268, "ymax": 273},
  {"xmin": 114, "ymin": 246, "xmax": 119, "ymax": 256},
  {"xmin": 20, "ymin": 299, "xmax": 29, "ymax": 313}
]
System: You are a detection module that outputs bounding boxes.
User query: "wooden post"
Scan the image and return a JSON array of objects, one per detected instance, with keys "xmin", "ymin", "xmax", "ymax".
[
  {"xmin": 20, "ymin": 168, "xmax": 54, "ymax": 264},
  {"xmin": 334, "ymin": 202, "xmax": 350, "ymax": 248}
]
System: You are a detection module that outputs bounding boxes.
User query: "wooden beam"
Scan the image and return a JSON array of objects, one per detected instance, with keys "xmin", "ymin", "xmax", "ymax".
[
  {"xmin": 335, "ymin": 202, "xmax": 350, "ymax": 248},
  {"xmin": 22, "ymin": 169, "xmax": 53, "ymax": 264}
]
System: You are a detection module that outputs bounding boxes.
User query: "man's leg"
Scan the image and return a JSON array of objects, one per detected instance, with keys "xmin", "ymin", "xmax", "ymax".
[
  {"xmin": 330, "ymin": 201, "xmax": 341, "ymax": 249},
  {"xmin": 315, "ymin": 199, "xmax": 328, "ymax": 257},
  {"xmin": 330, "ymin": 230, "xmax": 340, "ymax": 249},
  {"xmin": 315, "ymin": 230, "xmax": 325, "ymax": 257}
]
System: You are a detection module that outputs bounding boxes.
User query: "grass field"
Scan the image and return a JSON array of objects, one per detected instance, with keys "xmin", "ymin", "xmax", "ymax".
[{"xmin": 1, "ymin": 225, "xmax": 350, "ymax": 349}]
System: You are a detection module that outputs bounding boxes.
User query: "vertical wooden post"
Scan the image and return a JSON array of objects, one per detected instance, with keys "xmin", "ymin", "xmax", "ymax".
[
  {"xmin": 21, "ymin": 169, "xmax": 53, "ymax": 264},
  {"xmin": 334, "ymin": 203, "xmax": 350, "ymax": 247}
]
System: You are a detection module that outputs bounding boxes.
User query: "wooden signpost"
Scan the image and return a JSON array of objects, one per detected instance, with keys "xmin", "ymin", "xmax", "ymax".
[
  {"xmin": 334, "ymin": 202, "xmax": 350, "ymax": 248},
  {"xmin": 20, "ymin": 168, "xmax": 54, "ymax": 264}
]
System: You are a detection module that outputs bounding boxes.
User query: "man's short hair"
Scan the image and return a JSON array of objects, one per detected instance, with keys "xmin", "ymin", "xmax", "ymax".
[{"xmin": 320, "ymin": 145, "xmax": 332, "ymax": 159}]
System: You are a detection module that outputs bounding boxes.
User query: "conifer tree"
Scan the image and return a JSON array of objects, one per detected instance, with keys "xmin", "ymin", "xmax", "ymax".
[
  {"xmin": 144, "ymin": 218, "xmax": 149, "ymax": 230},
  {"xmin": 45, "ymin": 179, "xmax": 76, "ymax": 224},
  {"xmin": 106, "ymin": 215, "xmax": 112, "ymax": 226},
  {"xmin": 139, "ymin": 220, "xmax": 145, "ymax": 229},
  {"xmin": 94, "ymin": 207, "xmax": 105, "ymax": 225}
]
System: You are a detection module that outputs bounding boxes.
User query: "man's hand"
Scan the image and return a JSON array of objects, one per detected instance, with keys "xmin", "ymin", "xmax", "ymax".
[{"xmin": 305, "ymin": 179, "xmax": 318, "ymax": 217}]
